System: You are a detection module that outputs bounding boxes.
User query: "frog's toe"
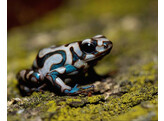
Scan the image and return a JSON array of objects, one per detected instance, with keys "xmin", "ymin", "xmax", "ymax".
[
  {"xmin": 64, "ymin": 84, "xmax": 80, "ymax": 95},
  {"xmin": 81, "ymin": 85, "xmax": 94, "ymax": 90}
]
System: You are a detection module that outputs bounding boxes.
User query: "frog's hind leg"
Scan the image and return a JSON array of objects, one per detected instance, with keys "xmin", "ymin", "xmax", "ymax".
[
  {"xmin": 17, "ymin": 69, "xmax": 45, "ymax": 96},
  {"xmin": 45, "ymin": 64, "xmax": 94, "ymax": 95},
  {"xmin": 18, "ymin": 83, "xmax": 47, "ymax": 96},
  {"xmin": 18, "ymin": 84, "xmax": 32, "ymax": 96}
]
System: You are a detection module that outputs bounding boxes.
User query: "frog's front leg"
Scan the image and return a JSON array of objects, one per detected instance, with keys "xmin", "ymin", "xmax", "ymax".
[{"xmin": 46, "ymin": 64, "xmax": 91, "ymax": 95}]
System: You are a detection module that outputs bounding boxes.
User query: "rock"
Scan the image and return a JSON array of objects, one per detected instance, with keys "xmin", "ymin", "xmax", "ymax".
[{"xmin": 7, "ymin": 0, "xmax": 158, "ymax": 120}]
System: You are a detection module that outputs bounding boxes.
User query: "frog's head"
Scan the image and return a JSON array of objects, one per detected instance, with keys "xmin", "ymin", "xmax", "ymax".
[{"xmin": 80, "ymin": 35, "xmax": 113, "ymax": 63}]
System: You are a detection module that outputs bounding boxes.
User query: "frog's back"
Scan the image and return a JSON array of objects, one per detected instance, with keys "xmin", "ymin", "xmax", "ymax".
[{"xmin": 32, "ymin": 42, "xmax": 82, "ymax": 75}]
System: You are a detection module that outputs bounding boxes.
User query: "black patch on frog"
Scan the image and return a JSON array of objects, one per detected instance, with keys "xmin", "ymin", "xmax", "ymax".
[
  {"xmin": 91, "ymin": 40, "xmax": 98, "ymax": 46},
  {"xmin": 36, "ymin": 50, "xmax": 66, "ymax": 68},
  {"xmin": 65, "ymin": 43, "xmax": 70, "ymax": 47},
  {"xmin": 70, "ymin": 47, "xmax": 80, "ymax": 64}
]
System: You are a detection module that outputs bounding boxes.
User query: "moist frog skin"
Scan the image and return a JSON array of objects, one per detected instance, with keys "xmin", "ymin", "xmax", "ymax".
[{"xmin": 17, "ymin": 35, "xmax": 113, "ymax": 96}]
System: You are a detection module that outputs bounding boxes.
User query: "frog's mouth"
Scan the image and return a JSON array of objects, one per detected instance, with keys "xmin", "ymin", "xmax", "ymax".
[
  {"xmin": 100, "ymin": 46, "xmax": 112, "ymax": 56},
  {"xmin": 87, "ymin": 46, "xmax": 113, "ymax": 63}
]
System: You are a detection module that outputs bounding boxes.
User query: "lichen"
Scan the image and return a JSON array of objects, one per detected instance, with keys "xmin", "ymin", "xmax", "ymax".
[{"xmin": 112, "ymin": 97, "xmax": 158, "ymax": 121}]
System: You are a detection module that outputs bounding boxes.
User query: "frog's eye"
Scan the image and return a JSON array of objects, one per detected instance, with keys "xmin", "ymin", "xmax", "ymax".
[{"xmin": 81, "ymin": 43, "xmax": 95, "ymax": 53}]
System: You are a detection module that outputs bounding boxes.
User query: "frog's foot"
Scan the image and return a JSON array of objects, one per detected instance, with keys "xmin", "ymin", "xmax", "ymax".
[
  {"xmin": 80, "ymin": 85, "xmax": 94, "ymax": 90},
  {"xmin": 64, "ymin": 84, "xmax": 94, "ymax": 95},
  {"xmin": 31, "ymin": 83, "xmax": 47, "ymax": 92},
  {"xmin": 64, "ymin": 84, "xmax": 80, "ymax": 95},
  {"xmin": 18, "ymin": 85, "xmax": 32, "ymax": 96},
  {"xmin": 79, "ymin": 85, "xmax": 94, "ymax": 94}
]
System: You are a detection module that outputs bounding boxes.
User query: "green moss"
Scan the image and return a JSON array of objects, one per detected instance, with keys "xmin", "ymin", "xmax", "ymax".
[
  {"xmin": 42, "ymin": 84, "xmax": 157, "ymax": 120},
  {"xmin": 46, "ymin": 101, "xmax": 57, "ymax": 112},
  {"xmin": 58, "ymin": 101, "xmax": 67, "ymax": 106},
  {"xmin": 87, "ymin": 95, "xmax": 104, "ymax": 103},
  {"xmin": 66, "ymin": 98, "xmax": 85, "ymax": 107},
  {"xmin": 66, "ymin": 98, "xmax": 82, "ymax": 103},
  {"xmin": 112, "ymin": 97, "xmax": 158, "ymax": 121}
]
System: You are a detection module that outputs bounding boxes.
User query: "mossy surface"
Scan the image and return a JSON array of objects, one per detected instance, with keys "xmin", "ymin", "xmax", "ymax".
[
  {"xmin": 7, "ymin": 62, "xmax": 158, "ymax": 121},
  {"xmin": 8, "ymin": 0, "xmax": 157, "ymax": 120}
]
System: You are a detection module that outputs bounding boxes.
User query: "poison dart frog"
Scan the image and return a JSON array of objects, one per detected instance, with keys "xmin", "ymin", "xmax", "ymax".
[{"xmin": 17, "ymin": 35, "xmax": 113, "ymax": 96}]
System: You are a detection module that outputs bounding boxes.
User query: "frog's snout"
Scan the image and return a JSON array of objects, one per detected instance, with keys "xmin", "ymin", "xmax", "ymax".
[{"xmin": 103, "ymin": 41, "xmax": 113, "ymax": 51}]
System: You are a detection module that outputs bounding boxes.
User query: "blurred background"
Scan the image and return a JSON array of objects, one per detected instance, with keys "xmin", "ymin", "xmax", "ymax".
[{"xmin": 7, "ymin": 0, "xmax": 157, "ymax": 99}]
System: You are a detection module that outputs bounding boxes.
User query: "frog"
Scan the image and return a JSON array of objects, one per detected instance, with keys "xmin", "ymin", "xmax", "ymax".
[{"xmin": 17, "ymin": 35, "xmax": 113, "ymax": 96}]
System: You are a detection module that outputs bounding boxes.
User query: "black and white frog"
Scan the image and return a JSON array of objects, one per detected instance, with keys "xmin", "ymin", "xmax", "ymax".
[{"xmin": 17, "ymin": 35, "xmax": 113, "ymax": 96}]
